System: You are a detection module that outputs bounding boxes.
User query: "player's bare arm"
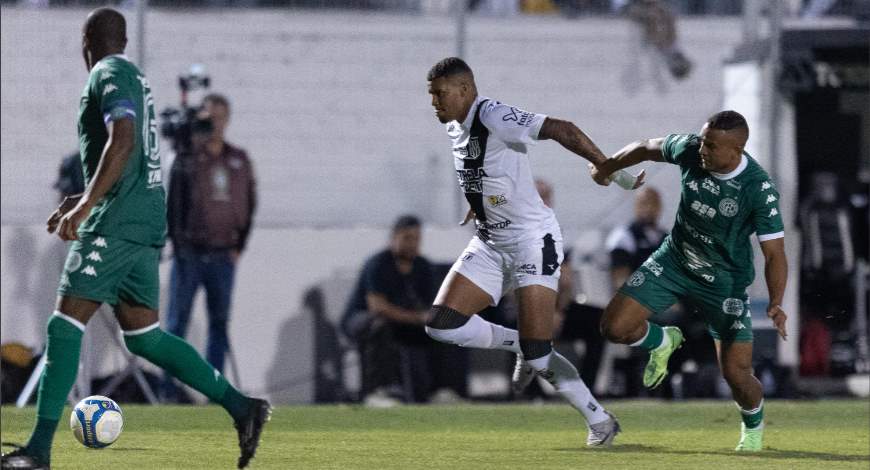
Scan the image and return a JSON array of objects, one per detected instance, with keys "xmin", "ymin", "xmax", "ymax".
[
  {"xmin": 366, "ymin": 293, "xmax": 428, "ymax": 325},
  {"xmin": 759, "ymin": 237, "xmax": 788, "ymax": 340},
  {"xmin": 57, "ymin": 118, "xmax": 135, "ymax": 241},
  {"xmin": 538, "ymin": 117, "xmax": 608, "ymax": 165},
  {"xmin": 590, "ymin": 138, "xmax": 664, "ymax": 186}
]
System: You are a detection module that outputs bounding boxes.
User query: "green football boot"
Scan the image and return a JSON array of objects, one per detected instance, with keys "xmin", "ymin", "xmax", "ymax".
[
  {"xmin": 642, "ymin": 326, "xmax": 684, "ymax": 389},
  {"xmin": 735, "ymin": 423, "xmax": 764, "ymax": 451}
]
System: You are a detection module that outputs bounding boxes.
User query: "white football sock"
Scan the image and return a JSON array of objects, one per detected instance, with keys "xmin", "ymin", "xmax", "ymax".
[
  {"xmin": 526, "ymin": 351, "xmax": 610, "ymax": 425},
  {"xmin": 426, "ymin": 314, "xmax": 520, "ymax": 353}
]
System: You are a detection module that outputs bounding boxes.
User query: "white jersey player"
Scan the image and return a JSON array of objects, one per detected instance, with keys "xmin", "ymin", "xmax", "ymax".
[{"xmin": 424, "ymin": 57, "xmax": 640, "ymax": 447}]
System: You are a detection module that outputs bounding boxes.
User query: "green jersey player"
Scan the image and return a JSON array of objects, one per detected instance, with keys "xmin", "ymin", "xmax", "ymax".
[
  {"xmin": 591, "ymin": 110, "xmax": 788, "ymax": 452},
  {"xmin": 1, "ymin": 8, "xmax": 269, "ymax": 470}
]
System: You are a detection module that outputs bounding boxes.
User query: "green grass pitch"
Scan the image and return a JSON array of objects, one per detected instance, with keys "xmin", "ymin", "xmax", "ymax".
[{"xmin": 2, "ymin": 400, "xmax": 868, "ymax": 469}]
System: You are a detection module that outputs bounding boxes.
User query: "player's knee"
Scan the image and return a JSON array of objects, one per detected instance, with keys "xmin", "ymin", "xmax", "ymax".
[
  {"xmin": 722, "ymin": 362, "xmax": 753, "ymax": 387},
  {"xmin": 425, "ymin": 305, "xmax": 474, "ymax": 345}
]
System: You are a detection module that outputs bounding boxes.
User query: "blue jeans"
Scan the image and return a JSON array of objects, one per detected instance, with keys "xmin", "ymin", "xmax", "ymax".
[{"xmin": 166, "ymin": 247, "xmax": 236, "ymax": 372}]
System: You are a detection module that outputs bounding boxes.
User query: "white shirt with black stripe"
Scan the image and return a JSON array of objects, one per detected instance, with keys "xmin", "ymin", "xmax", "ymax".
[{"xmin": 447, "ymin": 95, "xmax": 561, "ymax": 250}]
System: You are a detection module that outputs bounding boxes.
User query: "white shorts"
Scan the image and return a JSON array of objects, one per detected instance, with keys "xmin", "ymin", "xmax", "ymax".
[{"xmin": 450, "ymin": 234, "xmax": 564, "ymax": 306}]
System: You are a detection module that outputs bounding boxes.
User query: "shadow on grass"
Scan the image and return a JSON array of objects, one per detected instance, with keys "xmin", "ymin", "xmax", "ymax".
[{"xmin": 553, "ymin": 444, "xmax": 869, "ymax": 463}]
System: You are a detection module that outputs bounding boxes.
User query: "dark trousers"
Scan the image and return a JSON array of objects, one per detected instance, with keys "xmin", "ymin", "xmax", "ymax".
[
  {"xmin": 349, "ymin": 313, "xmax": 469, "ymax": 403},
  {"xmin": 166, "ymin": 247, "xmax": 236, "ymax": 372}
]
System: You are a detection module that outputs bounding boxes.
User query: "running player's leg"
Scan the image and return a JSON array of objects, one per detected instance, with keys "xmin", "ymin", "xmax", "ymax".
[
  {"xmin": 12, "ymin": 296, "xmax": 102, "ymax": 466},
  {"xmin": 600, "ymin": 258, "xmax": 684, "ymax": 388},
  {"xmin": 425, "ymin": 270, "xmax": 520, "ymax": 353},
  {"xmin": 425, "ymin": 239, "xmax": 521, "ymax": 353},
  {"xmin": 116, "ymin": 244, "xmax": 268, "ymax": 468},
  {"xmin": 515, "ymin": 285, "xmax": 617, "ymax": 444},
  {"xmin": 716, "ymin": 340, "xmax": 765, "ymax": 451}
]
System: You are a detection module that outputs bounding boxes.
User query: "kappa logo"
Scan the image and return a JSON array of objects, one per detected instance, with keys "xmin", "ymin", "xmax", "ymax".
[
  {"xmin": 86, "ymin": 251, "xmax": 103, "ymax": 262},
  {"xmin": 627, "ymin": 271, "xmax": 646, "ymax": 287},
  {"xmin": 730, "ymin": 320, "xmax": 746, "ymax": 330},
  {"xmin": 81, "ymin": 265, "xmax": 97, "ymax": 277},
  {"xmin": 719, "ymin": 198, "xmax": 739, "ymax": 217},
  {"xmin": 761, "ymin": 181, "xmax": 772, "ymax": 191},
  {"xmin": 687, "ymin": 181, "xmax": 699, "ymax": 192},
  {"xmin": 768, "ymin": 208, "xmax": 779, "ymax": 217},
  {"xmin": 722, "ymin": 298, "xmax": 745, "ymax": 316},
  {"xmin": 766, "ymin": 194, "xmax": 777, "ymax": 204},
  {"xmin": 100, "ymin": 71, "xmax": 114, "ymax": 81},
  {"xmin": 102, "ymin": 83, "xmax": 118, "ymax": 95},
  {"xmin": 92, "ymin": 237, "xmax": 108, "ymax": 248}
]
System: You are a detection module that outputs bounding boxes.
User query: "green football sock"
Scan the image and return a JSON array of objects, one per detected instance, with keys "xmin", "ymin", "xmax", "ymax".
[
  {"xmin": 739, "ymin": 400, "xmax": 764, "ymax": 429},
  {"xmin": 124, "ymin": 326, "xmax": 251, "ymax": 421},
  {"xmin": 631, "ymin": 321, "xmax": 665, "ymax": 351},
  {"xmin": 25, "ymin": 312, "xmax": 86, "ymax": 463}
]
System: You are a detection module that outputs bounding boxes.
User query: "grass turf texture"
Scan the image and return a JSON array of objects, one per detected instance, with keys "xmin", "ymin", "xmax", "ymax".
[{"xmin": 2, "ymin": 400, "xmax": 867, "ymax": 469}]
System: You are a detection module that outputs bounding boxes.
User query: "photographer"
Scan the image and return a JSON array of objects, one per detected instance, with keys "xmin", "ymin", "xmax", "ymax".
[{"xmin": 163, "ymin": 93, "xmax": 257, "ymax": 400}]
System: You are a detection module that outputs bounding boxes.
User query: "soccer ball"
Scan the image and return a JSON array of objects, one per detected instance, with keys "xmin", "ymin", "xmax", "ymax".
[{"xmin": 69, "ymin": 395, "xmax": 123, "ymax": 448}]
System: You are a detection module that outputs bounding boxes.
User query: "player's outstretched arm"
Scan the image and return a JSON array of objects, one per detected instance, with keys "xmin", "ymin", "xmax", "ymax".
[
  {"xmin": 538, "ymin": 117, "xmax": 608, "ymax": 165},
  {"xmin": 590, "ymin": 138, "xmax": 664, "ymax": 186},
  {"xmin": 760, "ymin": 237, "xmax": 789, "ymax": 340},
  {"xmin": 56, "ymin": 118, "xmax": 135, "ymax": 241}
]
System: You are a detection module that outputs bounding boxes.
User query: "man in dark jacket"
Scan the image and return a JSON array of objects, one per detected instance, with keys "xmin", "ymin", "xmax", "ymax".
[{"xmin": 165, "ymin": 93, "xmax": 257, "ymax": 379}]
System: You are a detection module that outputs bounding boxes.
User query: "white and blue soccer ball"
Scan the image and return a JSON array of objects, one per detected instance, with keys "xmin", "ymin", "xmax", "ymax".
[{"xmin": 69, "ymin": 395, "xmax": 124, "ymax": 448}]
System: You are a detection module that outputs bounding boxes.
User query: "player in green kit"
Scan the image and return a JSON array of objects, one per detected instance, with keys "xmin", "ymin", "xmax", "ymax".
[
  {"xmin": 589, "ymin": 111, "xmax": 788, "ymax": 452},
  {"xmin": 1, "ymin": 8, "xmax": 269, "ymax": 470}
]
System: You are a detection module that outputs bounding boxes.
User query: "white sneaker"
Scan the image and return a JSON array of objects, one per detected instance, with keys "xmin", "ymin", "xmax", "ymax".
[
  {"xmin": 363, "ymin": 389, "xmax": 401, "ymax": 408},
  {"xmin": 511, "ymin": 354, "xmax": 536, "ymax": 394},
  {"xmin": 586, "ymin": 411, "xmax": 620, "ymax": 447}
]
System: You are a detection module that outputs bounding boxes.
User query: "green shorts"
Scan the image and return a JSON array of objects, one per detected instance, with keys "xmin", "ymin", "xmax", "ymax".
[
  {"xmin": 618, "ymin": 247, "xmax": 753, "ymax": 342},
  {"xmin": 58, "ymin": 233, "xmax": 161, "ymax": 310}
]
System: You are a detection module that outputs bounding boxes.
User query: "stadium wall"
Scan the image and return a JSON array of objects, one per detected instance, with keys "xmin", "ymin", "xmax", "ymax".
[
  {"xmin": 2, "ymin": 8, "xmax": 770, "ymax": 402},
  {"xmin": 1, "ymin": 7, "xmax": 743, "ymax": 231}
]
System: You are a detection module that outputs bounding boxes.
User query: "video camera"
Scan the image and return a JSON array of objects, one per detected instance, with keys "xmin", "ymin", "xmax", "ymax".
[{"xmin": 159, "ymin": 64, "xmax": 214, "ymax": 155}]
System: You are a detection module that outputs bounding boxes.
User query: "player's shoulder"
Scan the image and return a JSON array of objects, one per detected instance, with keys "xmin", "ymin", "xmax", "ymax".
[
  {"xmin": 89, "ymin": 56, "xmax": 139, "ymax": 89},
  {"xmin": 741, "ymin": 155, "xmax": 776, "ymax": 188},
  {"xmin": 664, "ymin": 133, "xmax": 700, "ymax": 149}
]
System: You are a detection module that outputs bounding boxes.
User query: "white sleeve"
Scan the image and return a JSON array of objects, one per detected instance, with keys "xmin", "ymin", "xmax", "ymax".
[{"xmin": 479, "ymin": 100, "xmax": 547, "ymax": 145}]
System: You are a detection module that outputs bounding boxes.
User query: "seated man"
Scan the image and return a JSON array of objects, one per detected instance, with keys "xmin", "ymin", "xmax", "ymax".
[{"xmin": 341, "ymin": 215, "xmax": 467, "ymax": 404}]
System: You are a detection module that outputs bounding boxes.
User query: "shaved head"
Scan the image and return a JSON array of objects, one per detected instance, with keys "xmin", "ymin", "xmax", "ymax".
[
  {"xmin": 699, "ymin": 110, "xmax": 750, "ymax": 173},
  {"xmin": 706, "ymin": 110, "xmax": 748, "ymax": 147},
  {"xmin": 82, "ymin": 8, "xmax": 127, "ymax": 70}
]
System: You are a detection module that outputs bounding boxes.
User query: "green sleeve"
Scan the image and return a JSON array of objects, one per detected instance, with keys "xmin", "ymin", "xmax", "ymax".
[
  {"xmin": 91, "ymin": 64, "xmax": 138, "ymax": 125},
  {"xmin": 751, "ymin": 179, "xmax": 785, "ymax": 240},
  {"xmin": 661, "ymin": 133, "xmax": 700, "ymax": 167}
]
